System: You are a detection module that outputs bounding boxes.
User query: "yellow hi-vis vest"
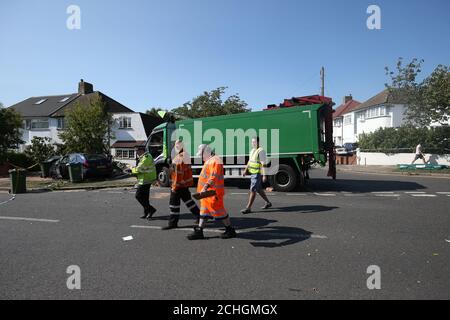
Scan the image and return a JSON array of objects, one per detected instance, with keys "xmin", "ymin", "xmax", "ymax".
[
  {"xmin": 247, "ymin": 147, "xmax": 263, "ymax": 175},
  {"xmin": 131, "ymin": 153, "xmax": 157, "ymax": 185}
]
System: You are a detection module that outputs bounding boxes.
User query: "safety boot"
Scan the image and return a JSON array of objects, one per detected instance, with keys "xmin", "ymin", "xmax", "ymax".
[
  {"xmin": 221, "ymin": 226, "xmax": 237, "ymax": 239},
  {"xmin": 187, "ymin": 227, "xmax": 205, "ymax": 240}
]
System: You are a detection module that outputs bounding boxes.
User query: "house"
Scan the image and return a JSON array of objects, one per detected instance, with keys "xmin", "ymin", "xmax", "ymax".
[
  {"xmin": 110, "ymin": 112, "xmax": 163, "ymax": 166},
  {"xmin": 8, "ymin": 80, "xmax": 163, "ymax": 164},
  {"xmin": 338, "ymin": 89, "xmax": 407, "ymax": 143},
  {"xmin": 332, "ymin": 95, "xmax": 361, "ymax": 146}
]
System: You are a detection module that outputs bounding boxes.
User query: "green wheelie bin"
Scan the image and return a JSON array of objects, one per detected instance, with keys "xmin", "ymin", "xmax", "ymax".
[
  {"xmin": 9, "ymin": 169, "xmax": 27, "ymax": 194},
  {"xmin": 68, "ymin": 163, "xmax": 83, "ymax": 183},
  {"xmin": 40, "ymin": 161, "xmax": 52, "ymax": 178}
]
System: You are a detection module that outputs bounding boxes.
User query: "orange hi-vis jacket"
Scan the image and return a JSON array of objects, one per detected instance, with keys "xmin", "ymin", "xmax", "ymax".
[
  {"xmin": 197, "ymin": 155, "xmax": 227, "ymax": 220},
  {"xmin": 171, "ymin": 152, "xmax": 194, "ymax": 191}
]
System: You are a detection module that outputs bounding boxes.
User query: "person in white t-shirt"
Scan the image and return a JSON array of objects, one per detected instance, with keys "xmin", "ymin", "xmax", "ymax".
[{"xmin": 411, "ymin": 144, "xmax": 427, "ymax": 164}]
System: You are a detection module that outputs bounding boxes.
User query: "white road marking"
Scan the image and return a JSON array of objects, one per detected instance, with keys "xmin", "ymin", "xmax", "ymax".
[
  {"xmin": 371, "ymin": 192, "xmax": 394, "ymax": 194},
  {"xmin": 374, "ymin": 194, "xmax": 400, "ymax": 197},
  {"xmin": 130, "ymin": 225, "xmax": 327, "ymax": 239},
  {"xmin": 286, "ymin": 193, "xmax": 307, "ymax": 196},
  {"xmin": 0, "ymin": 216, "xmax": 59, "ymax": 223},
  {"xmin": 0, "ymin": 196, "xmax": 15, "ymax": 206},
  {"xmin": 404, "ymin": 191, "xmax": 426, "ymax": 194},
  {"xmin": 436, "ymin": 192, "xmax": 450, "ymax": 195},
  {"xmin": 313, "ymin": 193, "xmax": 336, "ymax": 196},
  {"xmin": 411, "ymin": 194, "xmax": 437, "ymax": 197},
  {"xmin": 107, "ymin": 191, "xmax": 123, "ymax": 194}
]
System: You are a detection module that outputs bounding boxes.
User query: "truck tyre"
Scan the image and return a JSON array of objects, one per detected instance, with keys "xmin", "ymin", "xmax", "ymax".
[
  {"xmin": 270, "ymin": 164, "xmax": 298, "ymax": 192},
  {"xmin": 158, "ymin": 167, "xmax": 171, "ymax": 188}
]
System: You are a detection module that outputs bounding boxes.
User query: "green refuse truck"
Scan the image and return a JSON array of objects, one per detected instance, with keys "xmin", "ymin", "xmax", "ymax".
[{"xmin": 145, "ymin": 95, "xmax": 336, "ymax": 192}]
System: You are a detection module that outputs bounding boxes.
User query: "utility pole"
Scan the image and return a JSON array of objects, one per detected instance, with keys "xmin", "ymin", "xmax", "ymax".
[{"xmin": 320, "ymin": 66, "xmax": 325, "ymax": 96}]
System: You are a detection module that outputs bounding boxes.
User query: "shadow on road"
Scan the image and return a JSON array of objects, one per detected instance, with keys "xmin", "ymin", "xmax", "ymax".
[
  {"xmin": 261, "ymin": 205, "xmax": 338, "ymax": 214},
  {"xmin": 305, "ymin": 178, "xmax": 426, "ymax": 193},
  {"xmin": 238, "ymin": 226, "xmax": 312, "ymax": 248},
  {"xmin": 151, "ymin": 215, "xmax": 313, "ymax": 247}
]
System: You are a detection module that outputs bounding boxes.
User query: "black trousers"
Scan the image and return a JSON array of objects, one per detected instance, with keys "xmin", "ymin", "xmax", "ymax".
[
  {"xmin": 135, "ymin": 184, "xmax": 155, "ymax": 215},
  {"xmin": 169, "ymin": 188, "xmax": 200, "ymax": 223}
]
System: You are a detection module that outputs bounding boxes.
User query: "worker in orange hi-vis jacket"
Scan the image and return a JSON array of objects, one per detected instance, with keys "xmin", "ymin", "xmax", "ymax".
[
  {"xmin": 187, "ymin": 144, "xmax": 237, "ymax": 240},
  {"xmin": 163, "ymin": 139, "xmax": 200, "ymax": 230}
]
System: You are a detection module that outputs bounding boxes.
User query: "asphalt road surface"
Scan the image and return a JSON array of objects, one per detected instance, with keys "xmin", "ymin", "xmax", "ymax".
[{"xmin": 0, "ymin": 168, "xmax": 449, "ymax": 299}]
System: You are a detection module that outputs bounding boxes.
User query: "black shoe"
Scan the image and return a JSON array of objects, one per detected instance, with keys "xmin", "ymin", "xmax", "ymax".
[
  {"xmin": 261, "ymin": 202, "xmax": 272, "ymax": 210},
  {"xmin": 241, "ymin": 208, "xmax": 252, "ymax": 214},
  {"xmin": 162, "ymin": 223, "xmax": 178, "ymax": 230},
  {"xmin": 221, "ymin": 227, "xmax": 237, "ymax": 239},
  {"xmin": 147, "ymin": 207, "xmax": 157, "ymax": 220},
  {"xmin": 187, "ymin": 227, "xmax": 205, "ymax": 240}
]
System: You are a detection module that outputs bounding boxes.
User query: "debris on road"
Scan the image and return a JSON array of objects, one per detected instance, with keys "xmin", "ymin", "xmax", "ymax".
[{"xmin": 122, "ymin": 236, "xmax": 133, "ymax": 241}]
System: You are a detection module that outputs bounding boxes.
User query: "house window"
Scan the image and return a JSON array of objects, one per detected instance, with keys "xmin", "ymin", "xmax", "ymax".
[
  {"xmin": 57, "ymin": 118, "xmax": 66, "ymax": 130},
  {"xmin": 30, "ymin": 119, "xmax": 49, "ymax": 130},
  {"xmin": 115, "ymin": 149, "xmax": 136, "ymax": 159},
  {"xmin": 344, "ymin": 115, "xmax": 352, "ymax": 125},
  {"xmin": 34, "ymin": 99, "xmax": 47, "ymax": 105},
  {"xmin": 23, "ymin": 120, "xmax": 31, "ymax": 130},
  {"xmin": 119, "ymin": 117, "xmax": 132, "ymax": 129},
  {"xmin": 334, "ymin": 119, "xmax": 342, "ymax": 127}
]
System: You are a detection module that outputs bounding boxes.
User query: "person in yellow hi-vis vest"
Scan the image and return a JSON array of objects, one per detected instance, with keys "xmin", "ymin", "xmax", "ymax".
[
  {"xmin": 131, "ymin": 151, "xmax": 157, "ymax": 220},
  {"xmin": 241, "ymin": 136, "xmax": 272, "ymax": 214}
]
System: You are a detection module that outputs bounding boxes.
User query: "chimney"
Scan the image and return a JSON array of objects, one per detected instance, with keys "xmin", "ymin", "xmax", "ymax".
[
  {"xmin": 78, "ymin": 79, "xmax": 94, "ymax": 95},
  {"xmin": 343, "ymin": 94, "xmax": 353, "ymax": 104}
]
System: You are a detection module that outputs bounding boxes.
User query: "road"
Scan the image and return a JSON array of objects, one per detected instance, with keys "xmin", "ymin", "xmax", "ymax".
[{"xmin": 0, "ymin": 168, "xmax": 449, "ymax": 299}]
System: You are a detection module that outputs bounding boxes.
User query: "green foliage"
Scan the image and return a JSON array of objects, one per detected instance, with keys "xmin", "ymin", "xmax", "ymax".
[
  {"xmin": 5, "ymin": 151, "xmax": 38, "ymax": 170},
  {"xmin": 0, "ymin": 104, "xmax": 23, "ymax": 162},
  {"xmin": 58, "ymin": 96, "xmax": 113, "ymax": 154},
  {"xmin": 172, "ymin": 87, "xmax": 250, "ymax": 119},
  {"xmin": 24, "ymin": 137, "xmax": 56, "ymax": 163},
  {"xmin": 146, "ymin": 107, "xmax": 164, "ymax": 117},
  {"xmin": 385, "ymin": 58, "xmax": 449, "ymax": 126},
  {"xmin": 359, "ymin": 125, "xmax": 450, "ymax": 154}
]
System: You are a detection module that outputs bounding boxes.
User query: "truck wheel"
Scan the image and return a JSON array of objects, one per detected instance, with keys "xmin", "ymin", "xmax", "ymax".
[
  {"xmin": 270, "ymin": 164, "xmax": 298, "ymax": 192},
  {"xmin": 158, "ymin": 167, "xmax": 171, "ymax": 187}
]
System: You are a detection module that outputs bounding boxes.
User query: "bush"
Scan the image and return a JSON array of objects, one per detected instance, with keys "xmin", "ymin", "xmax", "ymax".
[
  {"xmin": 5, "ymin": 151, "xmax": 39, "ymax": 171},
  {"xmin": 359, "ymin": 125, "xmax": 450, "ymax": 154}
]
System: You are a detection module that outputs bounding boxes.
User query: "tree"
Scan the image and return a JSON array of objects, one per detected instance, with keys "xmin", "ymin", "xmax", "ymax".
[
  {"xmin": 146, "ymin": 107, "xmax": 164, "ymax": 117},
  {"xmin": 385, "ymin": 58, "xmax": 449, "ymax": 126},
  {"xmin": 25, "ymin": 137, "xmax": 56, "ymax": 163},
  {"xmin": 172, "ymin": 87, "xmax": 250, "ymax": 119},
  {"xmin": 59, "ymin": 96, "xmax": 113, "ymax": 154},
  {"xmin": 0, "ymin": 103, "xmax": 23, "ymax": 162}
]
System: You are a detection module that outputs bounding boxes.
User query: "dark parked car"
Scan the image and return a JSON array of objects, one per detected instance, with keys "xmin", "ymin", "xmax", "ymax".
[
  {"xmin": 343, "ymin": 143, "xmax": 359, "ymax": 155},
  {"xmin": 55, "ymin": 153, "xmax": 113, "ymax": 179}
]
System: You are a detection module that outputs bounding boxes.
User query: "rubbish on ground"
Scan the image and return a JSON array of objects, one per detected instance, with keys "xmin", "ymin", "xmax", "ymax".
[{"xmin": 122, "ymin": 236, "xmax": 133, "ymax": 241}]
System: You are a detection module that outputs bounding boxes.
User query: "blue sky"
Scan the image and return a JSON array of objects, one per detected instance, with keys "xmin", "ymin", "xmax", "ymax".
[{"xmin": 0, "ymin": 0, "xmax": 449, "ymax": 111}]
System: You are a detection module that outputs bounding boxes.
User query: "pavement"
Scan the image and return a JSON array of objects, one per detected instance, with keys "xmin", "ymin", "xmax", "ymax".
[
  {"xmin": 0, "ymin": 168, "xmax": 449, "ymax": 299},
  {"xmin": 337, "ymin": 164, "xmax": 450, "ymax": 177}
]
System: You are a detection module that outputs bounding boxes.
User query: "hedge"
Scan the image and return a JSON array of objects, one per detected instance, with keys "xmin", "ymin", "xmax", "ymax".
[{"xmin": 358, "ymin": 125, "xmax": 450, "ymax": 155}]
